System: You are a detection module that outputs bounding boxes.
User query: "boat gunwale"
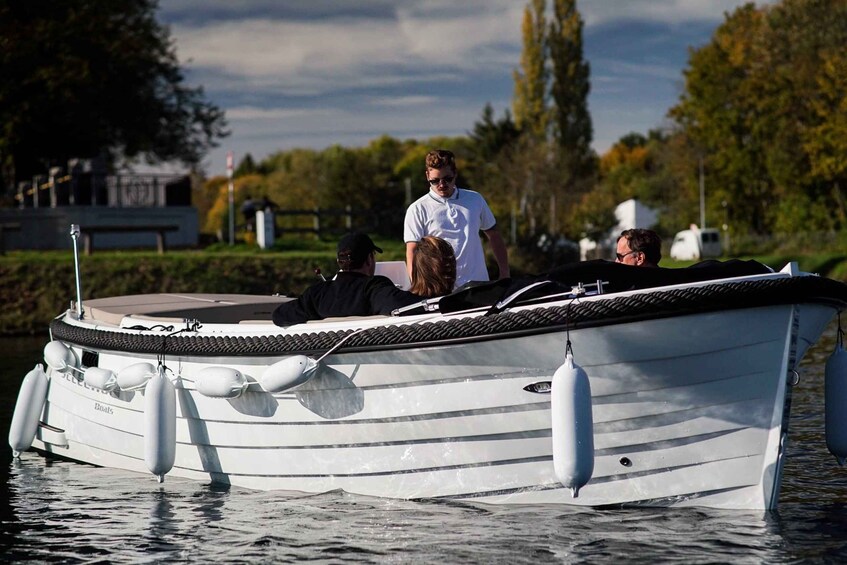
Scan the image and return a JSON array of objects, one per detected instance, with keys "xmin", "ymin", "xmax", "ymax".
[{"xmin": 48, "ymin": 273, "xmax": 847, "ymax": 357}]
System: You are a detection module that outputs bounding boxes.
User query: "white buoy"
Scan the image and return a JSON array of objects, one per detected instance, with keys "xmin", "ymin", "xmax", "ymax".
[
  {"xmin": 551, "ymin": 351, "xmax": 594, "ymax": 497},
  {"xmin": 8, "ymin": 364, "xmax": 50, "ymax": 457},
  {"xmin": 195, "ymin": 366, "xmax": 248, "ymax": 398},
  {"xmin": 117, "ymin": 362, "xmax": 156, "ymax": 391},
  {"xmin": 825, "ymin": 342, "xmax": 847, "ymax": 465},
  {"xmin": 144, "ymin": 366, "xmax": 176, "ymax": 482},
  {"xmin": 261, "ymin": 355, "xmax": 318, "ymax": 393},
  {"xmin": 83, "ymin": 367, "xmax": 118, "ymax": 392},
  {"xmin": 43, "ymin": 341, "xmax": 78, "ymax": 374}
]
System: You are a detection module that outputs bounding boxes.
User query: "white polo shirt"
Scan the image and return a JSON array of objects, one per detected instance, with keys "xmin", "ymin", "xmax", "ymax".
[{"xmin": 403, "ymin": 188, "xmax": 497, "ymax": 288}]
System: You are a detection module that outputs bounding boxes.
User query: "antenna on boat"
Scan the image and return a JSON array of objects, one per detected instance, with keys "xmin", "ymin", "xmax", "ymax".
[{"xmin": 70, "ymin": 224, "xmax": 84, "ymax": 319}]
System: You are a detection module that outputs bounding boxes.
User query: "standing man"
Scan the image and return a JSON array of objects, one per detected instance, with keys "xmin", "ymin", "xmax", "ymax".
[
  {"xmin": 404, "ymin": 149, "xmax": 509, "ymax": 288},
  {"xmin": 615, "ymin": 228, "xmax": 661, "ymax": 267}
]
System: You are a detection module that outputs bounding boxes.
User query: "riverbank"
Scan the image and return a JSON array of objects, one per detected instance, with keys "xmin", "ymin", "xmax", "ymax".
[{"xmin": 1, "ymin": 245, "xmax": 844, "ymax": 335}]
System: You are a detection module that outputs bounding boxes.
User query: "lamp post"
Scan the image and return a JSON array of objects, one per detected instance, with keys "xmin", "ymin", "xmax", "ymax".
[
  {"xmin": 699, "ymin": 157, "xmax": 706, "ymax": 229},
  {"xmin": 227, "ymin": 151, "xmax": 234, "ymax": 246}
]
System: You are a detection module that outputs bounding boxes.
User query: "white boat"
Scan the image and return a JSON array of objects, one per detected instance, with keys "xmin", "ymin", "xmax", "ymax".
[{"xmin": 9, "ymin": 257, "xmax": 847, "ymax": 510}]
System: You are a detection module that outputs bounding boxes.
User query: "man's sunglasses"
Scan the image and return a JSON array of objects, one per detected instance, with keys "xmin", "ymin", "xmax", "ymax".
[
  {"xmin": 428, "ymin": 175, "xmax": 455, "ymax": 186},
  {"xmin": 615, "ymin": 250, "xmax": 639, "ymax": 261}
]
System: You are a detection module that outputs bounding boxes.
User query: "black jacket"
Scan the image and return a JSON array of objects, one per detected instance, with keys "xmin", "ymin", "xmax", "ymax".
[{"xmin": 272, "ymin": 272, "xmax": 420, "ymax": 326}]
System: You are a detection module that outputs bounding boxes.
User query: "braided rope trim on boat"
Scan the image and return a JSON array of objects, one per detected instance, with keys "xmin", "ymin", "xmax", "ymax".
[{"xmin": 50, "ymin": 276, "xmax": 847, "ymax": 357}]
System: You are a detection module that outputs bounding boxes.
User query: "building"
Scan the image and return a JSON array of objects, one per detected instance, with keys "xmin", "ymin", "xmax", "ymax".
[{"xmin": 578, "ymin": 198, "xmax": 658, "ymax": 261}]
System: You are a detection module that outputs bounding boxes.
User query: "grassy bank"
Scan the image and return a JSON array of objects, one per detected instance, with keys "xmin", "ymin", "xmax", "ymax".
[{"xmin": 1, "ymin": 241, "xmax": 845, "ymax": 335}]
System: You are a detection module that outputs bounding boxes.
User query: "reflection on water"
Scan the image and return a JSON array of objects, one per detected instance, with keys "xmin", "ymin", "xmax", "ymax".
[{"xmin": 2, "ymin": 325, "xmax": 847, "ymax": 562}]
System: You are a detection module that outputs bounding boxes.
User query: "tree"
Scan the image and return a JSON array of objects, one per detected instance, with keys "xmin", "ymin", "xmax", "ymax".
[
  {"xmin": 0, "ymin": 0, "xmax": 227, "ymax": 190},
  {"xmin": 546, "ymin": 0, "xmax": 595, "ymax": 235},
  {"xmin": 469, "ymin": 104, "xmax": 520, "ymax": 165},
  {"xmin": 235, "ymin": 154, "xmax": 257, "ymax": 177},
  {"xmin": 549, "ymin": 0, "xmax": 592, "ymax": 170},
  {"xmin": 670, "ymin": 0, "xmax": 847, "ymax": 235},
  {"xmin": 512, "ymin": 0, "xmax": 547, "ymax": 139}
]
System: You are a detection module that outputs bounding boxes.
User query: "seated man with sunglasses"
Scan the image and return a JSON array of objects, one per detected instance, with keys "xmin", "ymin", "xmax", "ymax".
[
  {"xmin": 403, "ymin": 149, "xmax": 509, "ymax": 289},
  {"xmin": 615, "ymin": 228, "xmax": 661, "ymax": 267}
]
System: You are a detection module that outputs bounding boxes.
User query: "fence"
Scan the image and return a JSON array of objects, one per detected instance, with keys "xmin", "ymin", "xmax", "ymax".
[
  {"xmin": 271, "ymin": 206, "xmax": 403, "ymax": 239},
  {"xmin": 15, "ymin": 171, "xmax": 190, "ymax": 209}
]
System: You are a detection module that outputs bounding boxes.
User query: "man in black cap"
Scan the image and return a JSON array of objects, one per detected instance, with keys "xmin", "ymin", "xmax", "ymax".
[{"xmin": 272, "ymin": 232, "xmax": 419, "ymax": 325}]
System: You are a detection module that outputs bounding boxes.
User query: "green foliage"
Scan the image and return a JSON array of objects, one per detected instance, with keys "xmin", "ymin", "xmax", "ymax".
[
  {"xmin": 0, "ymin": 251, "xmax": 364, "ymax": 335},
  {"xmin": 196, "ymin": 135, "xmax": 476, "ymax": 239},
  {"xmin": 512, "ymin": 0, "xmax": 548, "ymax": 139},
  {"xmin": 504, "ymin": 0, "xmax": 596, "ymax": 241},
  {"xmin": 468, "ymin": 104, "xmax": 521, "ymax": 166},
  {"xmin": 0, "ymin": 0, "xmax": 227, "ymax": 188},
  {"xmin": 549, "ymin": 0, "xmax": 593, "ymax": 169},
  {"xmin": 235, "ymin": 154, "xmax": 258, "ymax": 177},
  {"xmin": 669, "ymin": 0, "xmax": 847, "ymax": 235}
]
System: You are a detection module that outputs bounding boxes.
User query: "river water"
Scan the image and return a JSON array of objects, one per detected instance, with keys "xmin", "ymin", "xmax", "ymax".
[{"xmin": 2, "ymin": 325, "xmax": 847, "ymax": 563}]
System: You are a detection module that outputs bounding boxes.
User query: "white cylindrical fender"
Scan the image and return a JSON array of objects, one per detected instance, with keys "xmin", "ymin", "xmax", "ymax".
[
  {"xmin": 43, "ymin": 341, "xmax": 78, "ymax": 374},
  {"xmin": 195, "ymin": 366, "xmax": 248, "ymax": 398},
  {"xmin": 825, "ymin": 344, "xmax": 847, "ymax": 465},
  {"xmin": 117, "ymin": 362, "xmax": 156, "ymax": 391},
  {"xmin": 551, "ymin": 352, "xmax": 594, "ymax": 497},
  {"xmin": 261, "ymin": 355, "xmax": 318, "ymax": 393},
  {"xmin": 144, "ymin": 366, "xmax": 176, "ymax": 482},
  {"xmin": 83, "ymin": 367, "xmax": 118, "ymax": 392},
  {"xmin": 9, "ymin": 364, "xmax": 50, "ymax": 457}
]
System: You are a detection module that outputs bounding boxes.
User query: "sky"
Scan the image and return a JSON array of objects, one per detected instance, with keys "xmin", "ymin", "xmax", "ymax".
[{"xmin": 155, "ymin": 1, "xmax": 767, "ymax": 176}]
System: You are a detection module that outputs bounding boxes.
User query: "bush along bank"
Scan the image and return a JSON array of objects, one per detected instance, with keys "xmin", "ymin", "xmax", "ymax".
[{"xmin": 0, "ymin": 253, "xmax": 340, "ymax": 335}]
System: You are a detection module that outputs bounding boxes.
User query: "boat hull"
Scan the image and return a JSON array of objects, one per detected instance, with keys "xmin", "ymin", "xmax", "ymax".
[{"xmin": 29, "ymin": 302, "xmax": 835, "ymax": 509}]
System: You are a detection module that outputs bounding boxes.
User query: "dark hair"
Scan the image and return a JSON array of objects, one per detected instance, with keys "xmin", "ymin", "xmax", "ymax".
[
  {"xmin": 336, "ymin": 232, "xmax": 382, "ymax": 271},
  {"xmin": 425, "ymin": 149, "xmax": 456, "ymax": 173},
  {"xmin": 410, "ymin": 236, "xmax": 456, "ymax": 298},
  {"xmin": 618, "ymin": 229, "xmax": 662, "ymax": 265}
]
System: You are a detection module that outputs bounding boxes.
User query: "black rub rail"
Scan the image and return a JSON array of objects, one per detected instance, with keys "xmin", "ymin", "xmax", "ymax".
[{"xmin": 49, "ymin": 276, "xmax": 847, "ymax": 358}]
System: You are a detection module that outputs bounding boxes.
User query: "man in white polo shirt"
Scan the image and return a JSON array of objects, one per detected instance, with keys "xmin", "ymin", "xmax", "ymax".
[{"xmin": 404, "ymin": 149, "xmax": 509, "ymax": 288}]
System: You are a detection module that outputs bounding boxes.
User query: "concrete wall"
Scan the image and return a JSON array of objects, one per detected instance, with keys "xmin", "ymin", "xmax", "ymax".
[{"xmin": 0, "ymin": 207, "xmax": 198, "ymax": 250}]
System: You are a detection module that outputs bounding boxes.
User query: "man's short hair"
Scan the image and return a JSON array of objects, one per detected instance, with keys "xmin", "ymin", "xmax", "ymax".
[
  {"xmin": 337, "ymin": 232, "xmax": 383, "ymax": 270},
  {"xmin": 425, "ymin": 149, "xmax": 456, "ymax": 172},
  {"xmin": 618, "ymin": 229, "xmax": 662, "ymax": 265}
]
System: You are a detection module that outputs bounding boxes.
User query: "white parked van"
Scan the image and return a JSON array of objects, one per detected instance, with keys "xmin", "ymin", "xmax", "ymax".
[{"xmin": 669, "ymin": 225, "xmax": 722, "ymax": 261}]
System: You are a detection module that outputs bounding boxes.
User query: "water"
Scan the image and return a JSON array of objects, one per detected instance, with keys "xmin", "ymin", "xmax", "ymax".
[{"xmin": 2, "ymin": 326, "xmax": 847, "ymax": 563}]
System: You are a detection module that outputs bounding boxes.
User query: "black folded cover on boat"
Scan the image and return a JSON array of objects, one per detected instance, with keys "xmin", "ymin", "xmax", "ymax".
[{"xmin": 436, "ymin": 259, "xmax": 773, "ymax": 314}]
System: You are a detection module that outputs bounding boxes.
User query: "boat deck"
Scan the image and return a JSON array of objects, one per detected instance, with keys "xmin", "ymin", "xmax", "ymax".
[{"xmin": 82, "ymin": 293, "xmax": 293, "ymax": 326}]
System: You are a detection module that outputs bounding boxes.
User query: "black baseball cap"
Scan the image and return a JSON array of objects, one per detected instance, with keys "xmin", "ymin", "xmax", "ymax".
[{"xmin": 337, "ymin": 232, "xmax": 383, "ymax": 264}]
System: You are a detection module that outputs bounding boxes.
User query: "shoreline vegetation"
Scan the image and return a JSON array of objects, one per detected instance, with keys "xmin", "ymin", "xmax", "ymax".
[{"xmin": 2, "ymin": 240, "xmax": 845, "ymax": 336}]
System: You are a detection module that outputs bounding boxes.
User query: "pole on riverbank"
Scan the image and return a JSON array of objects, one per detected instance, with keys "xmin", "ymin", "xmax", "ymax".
[{"xmin": 227, "ymin": 151, "xmax": 234, "ymax": 246}]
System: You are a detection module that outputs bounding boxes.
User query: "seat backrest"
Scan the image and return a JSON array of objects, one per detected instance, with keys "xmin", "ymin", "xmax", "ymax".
[{"xmin": 375, "ymin": 261, "xmax": 411, "ymax": 290}]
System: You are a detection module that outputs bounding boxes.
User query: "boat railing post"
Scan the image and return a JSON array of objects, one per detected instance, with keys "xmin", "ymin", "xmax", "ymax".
[{"xmin": 70, "ymin": 224, "xmax": 84, "ymax": 319}]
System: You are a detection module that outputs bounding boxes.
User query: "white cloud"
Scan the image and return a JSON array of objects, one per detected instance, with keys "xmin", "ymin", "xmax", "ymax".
[
  {"xmin": 226, "ymin": 106, "xmax": 316, "ymax": 120},
  {"xmin": 159, "ymin": 0, "xmax": 772, "ymax": 171},
  {"xmin": 172, "ymin": 5, "xmax": 522, "ymax": 96},
  {"xmin": 580, "ymin": 0, "xmax": 773, "ymax": 26},
  {"xmin": 368, "ymin": 96, "xmax": 439, "ymax": 107}
]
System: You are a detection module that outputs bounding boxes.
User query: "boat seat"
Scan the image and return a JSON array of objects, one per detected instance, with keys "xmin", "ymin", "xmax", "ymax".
[{"xmin": 307, "ymin": 315, "xmax": 389, "ymax": 323}]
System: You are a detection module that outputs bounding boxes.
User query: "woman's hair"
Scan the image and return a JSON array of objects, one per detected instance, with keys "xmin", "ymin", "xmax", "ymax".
[{"xmin": 410, "ymin": 236, "xmax": 456, "ymax": 298}]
